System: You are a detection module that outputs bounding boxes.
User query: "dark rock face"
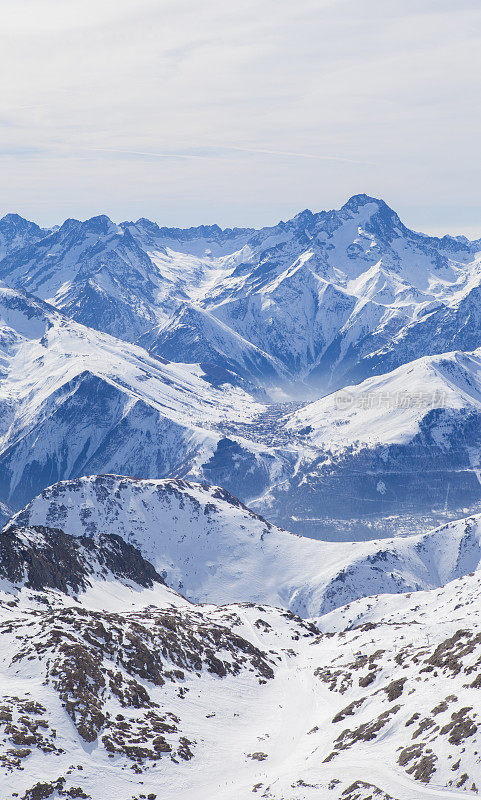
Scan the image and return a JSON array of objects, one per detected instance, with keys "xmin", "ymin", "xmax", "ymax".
[
  {"xmin": 0, "ymin": 524, "xmax": 164, "ymax": 594},
  {"xmin": 202, "ymin": 437, "xmax": 276, "ymax": 500}
]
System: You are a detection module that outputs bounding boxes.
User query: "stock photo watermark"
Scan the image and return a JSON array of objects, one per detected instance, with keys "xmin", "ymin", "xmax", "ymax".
[{"xmin": 333, "ymin": 389, "xmax": 447, "ymax": 411}]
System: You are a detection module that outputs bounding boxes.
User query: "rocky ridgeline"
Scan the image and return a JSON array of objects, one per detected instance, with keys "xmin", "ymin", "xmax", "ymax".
[{"xmin": 0, "ymin": 524, "xmax": 164, "ymax": 594}]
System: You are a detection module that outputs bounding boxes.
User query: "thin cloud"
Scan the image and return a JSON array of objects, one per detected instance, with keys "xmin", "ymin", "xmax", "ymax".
[
  {"xmin": 88, "ymin": 145, "xmax": 371, "ymax": 165},
  {"xmin": 0, "ymin": 0, "xmax": 479, "ymax": 229},
  {"xmin": 225, "ymin": 146, "xmax": 373, "ymax": 165},
  {"xmin": 89, "ymin": 147, "xmax": 208, "ymax": 161}
]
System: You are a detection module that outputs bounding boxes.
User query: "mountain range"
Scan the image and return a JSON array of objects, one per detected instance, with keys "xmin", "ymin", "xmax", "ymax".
[
  {"xmin": 1, "ymin": 196, "xmax": 481, "ymax": 797},
  {"xmin": 1, "ymin": 195, "xmax": 481, "ymax": 533},
  {"xmin": 2, "ymin": 195, "xmax": 481, "ymax": 393}
]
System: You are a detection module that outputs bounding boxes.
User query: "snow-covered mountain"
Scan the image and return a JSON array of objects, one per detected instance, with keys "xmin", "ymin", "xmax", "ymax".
[
  {"xmin": 0, "ymin": 215, "xmax": 181, "ymax": 342},
  {"xmin": 3, "ymin": 277, "xmax": 481, "ymax": 536},
  {"xmin": 2, "ymin": 197, "xmax": 481, "ymax": 394},
  {"xmin": 0, "ymin": 213, "xmax": 48, "ymax": 261},
  {"xmin": 0, "ymin": 286, "xmax": 270, "ymax": 512},
  {"xmin": 246, "ymin": 346, "xmax": 481, "ymax": 534},
  {"xmin": 183, "ymin": 195, "xmax": 481, "ymax": 390},
  {"xmin": 129, "ymin": 196, "xmax": 481, "ymax": 391},
  {"xmin": 3, "ymin": 197, "xmax": 481, "ymax": 531},
  {"xmin": 124, "ymin": 195, "xmax": 481, "ymax": 390},
  {"xmin": 138, "ymin": 303, "xmax": 287, "ymax": 389},
  {"xmin": 9, "ymin": 474, "xmax": 347, "ymax": 615},
  {"xmin": 2, "ymin": 196, "xmax": 481, "ymax": 799},
  {"xmin": 12, "ymin": 474, "xmax": 481, "ymax": 618}
]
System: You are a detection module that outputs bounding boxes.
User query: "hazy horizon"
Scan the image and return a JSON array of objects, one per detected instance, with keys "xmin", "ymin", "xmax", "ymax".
[{"xmin": 1, "ymin": 0, "xmax": 481, "ymax": 236}]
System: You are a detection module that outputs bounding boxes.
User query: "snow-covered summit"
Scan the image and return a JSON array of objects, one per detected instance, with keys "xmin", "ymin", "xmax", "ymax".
[
  {"xmin": 0, "ymin": 213, "xmax": 48, "ymax": 261},
  {"xmin": 0, "ymin": 213, "xmax": 181, "ymax": 341}
]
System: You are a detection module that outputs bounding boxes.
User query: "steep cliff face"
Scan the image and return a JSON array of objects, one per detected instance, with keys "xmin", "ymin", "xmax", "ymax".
[{"xmin": 0, "ymin": 523, "xmax": 165, "ymax": 594}]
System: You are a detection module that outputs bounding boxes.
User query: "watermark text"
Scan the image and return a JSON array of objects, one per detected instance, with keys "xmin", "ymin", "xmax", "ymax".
[{"xmin": 334, "ymin": 389, "xmax": 447, "ymax": 411}]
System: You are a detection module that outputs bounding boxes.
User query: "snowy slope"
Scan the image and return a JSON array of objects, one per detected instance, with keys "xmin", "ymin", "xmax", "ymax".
[
  {"xmin": 3, "ymin": 283, "xmax": 481, "ymax": 536},
  {"xmin": 287, "ymin": 348, "xmax": 481, "ymax": 450},
  {"xmin": 245, "ymin": 347, "xmax": 481, "ymax": 532},
  {"xmin": 138, "ymin": 303, "xmax": 287, "ymax": 387},
  {"xmin": 1, "ymin": 535, "xmax": 481, "ymax": 799},
  {"xmin": 10, "ymin": 474, "xmax": 339, "ymax": 615},
  {"xmin": 13, "ymin": 474, "xmax": 481, "ymax": 617},
  {"xmin": 0, "ymin": 589, "xmax": 320, "ymax": 800},
  {"xmin": 0, "ymin": 287, "xmax": 268, "ymax": 511}
]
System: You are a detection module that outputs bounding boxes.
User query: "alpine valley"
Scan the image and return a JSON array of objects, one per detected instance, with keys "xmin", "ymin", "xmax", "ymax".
[{"xmin": 1, "ymin": 197, "xmax": 481, "ymax": 799}]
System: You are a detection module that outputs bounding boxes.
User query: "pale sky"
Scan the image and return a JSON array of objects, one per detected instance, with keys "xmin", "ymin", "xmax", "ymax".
[{"xmin": 1, "ymin": 0, "xmax": 481, "ymax": 236}]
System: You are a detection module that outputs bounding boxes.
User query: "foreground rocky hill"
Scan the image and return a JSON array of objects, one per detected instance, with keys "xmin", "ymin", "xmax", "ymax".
[{"xmin": 1, "ymin": 512, "xmax": 481, "ymax": 799}]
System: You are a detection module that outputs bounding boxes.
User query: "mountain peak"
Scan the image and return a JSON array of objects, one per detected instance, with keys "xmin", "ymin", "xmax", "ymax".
[
  {"xmin": 0, "ymin": 212, "xmax": 27, "ymax": 225},
  {"xmin": 83, "ymin": 214, "xmax": 117, "ymax": 235},
  {"xmin": 291, "ymin": 208, "xmax": 315, "ymax": 225},
  {"xmin": 0, "ymin": 213, "xmax": 47, "ymax": 261},
  {"xmin": 0, "ymin": 212, "xmax": 43, "ymax": 233},
  {"xmin": 341, "ymin": 193, "xmax": 388, "ymax": 212},
  {"xmin": 339, "ymin": 193, "xmax": 404, "ymax": 237},
  {"xmin": 55, "ymin": 214, "xmax": 118, "ymax": 238}
]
